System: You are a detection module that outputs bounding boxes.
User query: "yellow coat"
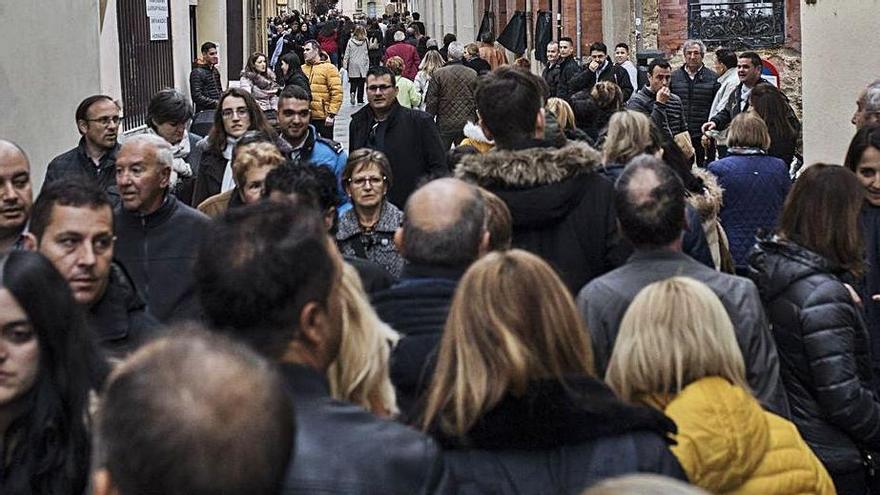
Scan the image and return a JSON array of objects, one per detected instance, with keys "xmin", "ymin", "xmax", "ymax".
[
  {"xmin": 662, "ymin": 377, "xmax": 835, "ymax": 495},
  {"xmin": 302, "ymin": 60, "xmax": 342, "ymax": 120}
]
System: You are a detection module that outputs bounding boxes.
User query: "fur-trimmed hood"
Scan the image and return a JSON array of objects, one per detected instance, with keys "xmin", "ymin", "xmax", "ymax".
[
  {"xmin": 454, "ymin": 140, "xmax": 601, "ymax": 188},
  {"xmin": 687, "ymin": 167, "xmax": 724, "ymax": 222},
  {"xmin": 461, "ymin": 121, "xmax": 493, "ymax": 145}
]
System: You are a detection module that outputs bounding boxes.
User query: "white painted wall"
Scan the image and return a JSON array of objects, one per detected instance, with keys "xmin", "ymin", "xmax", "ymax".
[
  {"xmin": 100, "ymin": 1, "xmax": 123, "ymax": 103},
  {"xmin": 171, "ymin": 0, "xmax": 195, "ymax": 98},
  {"xmin": 801, "ymin": 0, "xmax": 880, "ymax": 165},
  {"xmin": 195, "ymin": 0, "xmax": 229, "ymax": 87},
  {"xmin": 0, "ymin": 0, "xmax": 103, "ymax": 189}
]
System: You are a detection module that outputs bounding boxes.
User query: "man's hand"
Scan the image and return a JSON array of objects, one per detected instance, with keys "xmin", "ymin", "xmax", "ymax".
[
  {"xmin": 656, "ymin": 86, "xmax": 670, "ymax": 104},
  {"xmin": 589, "ymin": 60, "xmax": 600, "ymax": 72},
  {"xmin": 702, "ymin": 121, "xmax": 717, "ymax": 134}
]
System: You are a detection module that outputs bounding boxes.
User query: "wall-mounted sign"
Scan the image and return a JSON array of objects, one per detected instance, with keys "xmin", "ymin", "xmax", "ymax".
[{"xmin": 147, "ymin": 0, "xmax": 169, "ymax": 41}]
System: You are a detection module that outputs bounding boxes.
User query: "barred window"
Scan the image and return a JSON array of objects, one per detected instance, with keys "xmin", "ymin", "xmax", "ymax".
[{"xmin": 687, "ymin": 0, "xmax": 785, "ymax": 49}]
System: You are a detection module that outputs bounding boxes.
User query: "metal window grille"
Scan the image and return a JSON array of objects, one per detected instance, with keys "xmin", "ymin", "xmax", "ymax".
[
  {"xmin": 117, "ymin": 0, "xmax": 175, "ymax": 131},
  {"xmin": 687, "ymin": 0, "xmax": 785, "ymax": 49}
]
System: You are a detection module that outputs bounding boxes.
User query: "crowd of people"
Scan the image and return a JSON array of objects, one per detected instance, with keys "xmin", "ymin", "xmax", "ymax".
[{"xmin": 6, "ymin": 5, "xmax": 880, "ymax": 495}]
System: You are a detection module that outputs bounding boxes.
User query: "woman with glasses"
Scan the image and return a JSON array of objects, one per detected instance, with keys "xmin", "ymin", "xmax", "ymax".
[
  {"xmin": 336, "ymin": 149, "xmax": 405, "ymax": 279},
  {"xmin": 192, "ymin": 88, "xmax": 287, "ymax": 206}
]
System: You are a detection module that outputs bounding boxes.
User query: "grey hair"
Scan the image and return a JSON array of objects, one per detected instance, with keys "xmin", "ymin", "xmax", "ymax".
[
  {"xmin": 682, "ymin": 39, "xmax": 706, "ymax": 56},
  {"xmin": 126, "ymin": 133, "xmax": 174, "ymax": 170},
  {"xmin": 393, "ymin": 30, "xmax": 405, "ymax": 42},
  {"xmin": 447, "ymin": 41, "xmax": 465, "ymax": 61},
  {"xmin": 865, "ymin": 79, "xmax": 880, "ymax": 113}
]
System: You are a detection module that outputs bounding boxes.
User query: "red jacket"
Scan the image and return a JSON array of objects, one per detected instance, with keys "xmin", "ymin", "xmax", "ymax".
[
  {"xmin": 383, "ymin": 42, "xmax": 420, "ymax": 80},
  {"xmin": 318, "ymin": 32, "xmax": 338, "ymax": 55}
]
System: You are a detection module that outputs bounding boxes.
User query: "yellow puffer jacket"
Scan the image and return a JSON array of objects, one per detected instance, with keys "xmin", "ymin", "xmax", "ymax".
[
  {"xmin": 302, "ymin": 60, "xmax": 342, "ymax": 120},
  {"xmin": 661, "ymin": 377, "xmax": 835, "ymax": 495}
]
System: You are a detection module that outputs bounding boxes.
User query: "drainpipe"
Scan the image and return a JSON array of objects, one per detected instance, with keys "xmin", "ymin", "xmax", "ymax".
[{"xmin": 575, "ymin": 0, "xmax": 582, "ymax": 60}]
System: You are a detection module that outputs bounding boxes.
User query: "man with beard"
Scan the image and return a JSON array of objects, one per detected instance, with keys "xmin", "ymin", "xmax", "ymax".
[
  {"xmin": 0, "ymin": 140, "xmax": 33, "ymax": 250},
  {"xmin": 276, "ymin": 85, "xmax": 350, "ymax": 213},
  {"xmin": 46, "ymin": 95, "xmax": 122, "ymax": 205}
]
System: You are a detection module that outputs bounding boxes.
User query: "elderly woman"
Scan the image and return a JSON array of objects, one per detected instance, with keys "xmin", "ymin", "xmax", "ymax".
[
  {"xmin": 336, "ymin": 149, "xmax": 405, "ymax": 279},
  {"xmin": 197, "ymin": 138, "xmax": 285, "ymax": 218},
  {"xmin": 145, "ymin": 89, "xmax": 202, "ymax": 205}
]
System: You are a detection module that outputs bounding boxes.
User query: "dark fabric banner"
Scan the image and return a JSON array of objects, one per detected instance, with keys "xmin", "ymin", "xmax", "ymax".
[
  {"xmin": 534, "ymin": 11, "xmax": 553, "ymax": 63},
  {"xmin": 478, "ymin": 11, "xmax": 495, "ymax": 41},
  {"xmin": 497, "ymin": 11, "xmax": 527, "ymax": 55}
]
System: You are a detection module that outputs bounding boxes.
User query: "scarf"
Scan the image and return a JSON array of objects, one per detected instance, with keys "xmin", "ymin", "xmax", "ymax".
[
  {"xmin": 221, "ymin": 136, "xmax": 239, "ymax": 193},
  {"xmin": 144, "ymin": 127, "xmax": 192, "ymax": 188}
]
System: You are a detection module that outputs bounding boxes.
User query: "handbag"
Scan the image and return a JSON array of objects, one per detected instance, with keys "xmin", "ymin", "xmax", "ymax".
[{"xmin": 674, "ymin": 130, "xmax": 696, "ymax": 159}]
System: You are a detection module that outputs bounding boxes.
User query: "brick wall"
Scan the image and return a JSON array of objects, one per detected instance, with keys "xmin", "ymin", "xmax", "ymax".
[{"xmin": 658, "ymin": 0, "xmax": 688, "ymax": 54}]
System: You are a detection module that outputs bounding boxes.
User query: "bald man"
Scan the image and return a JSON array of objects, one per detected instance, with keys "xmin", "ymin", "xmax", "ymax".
[
  {"xmin": 374, "ymin": 178, "xmax": 489, "ymax": 416},
  {"xmin": 0, "ymin": 140, "xmax": 33, "ymax": 251}
]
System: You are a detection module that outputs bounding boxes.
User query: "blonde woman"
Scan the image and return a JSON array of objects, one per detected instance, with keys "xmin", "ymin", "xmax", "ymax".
[
  {"xmin": 327, "ymin": 264, "xmax": 399, "ymax": 417},
  {"xmin": 601, "ymin": 109, "xmax": 654, "ymax": 181},
  {"xmin": 546, "ymin": 97, "xmax": 590, "ymax": 143},
  {"xmin": 413, "ymin": 50, "xmax": 445, "ymax": 111},
  {"xmin": 420, "ymin": 249, "xmax": 686, "ymax": 493},
  {"xmin": 606, "ymin": 277, "xmax": 835, "ymax": 495}
]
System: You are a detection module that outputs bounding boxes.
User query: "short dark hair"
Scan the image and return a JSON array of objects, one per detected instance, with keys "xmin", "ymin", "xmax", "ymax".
[
  {"xmin": 366, "ymin": 65, "xmax": 396, "ymax": 86},
  {"xmin": 75, "ymin": 95, "xmax": 116, "ymax": 124},
  {"xmin": 30, "ymin": 179, "xmax": 113, "ymax": 242},
  {"xmin": 739, "ymin": 51, "xmax": 762, "ymax": 69},
  {"xmin": 475, "ymin": 66, "xmax": 544, "ymax": 148},
  {"xmin": 401, "ymin": 180, "xmax": 486, "ymax": 268},
  {"xmin": 195, "ymin": 201, "xmax": 336, "ymax": 358},
  {"xmin": 147, "ymin": 89, "xmax": 194, "ymax": 130},
  {"xmin": 264, "ymin": 161, "xmax": 340, "ymax": 210},
  {"xmin": 715, "ymin": 48, "xmax": 737, "ymax": 71},
  {"xmin": 648, "ymin": 58, "xmax": 671, "ymax": 76},
  {"xmin": 412, "ymin": 12, "xmax": 420, "ymax": 20},
  {"xmin": 615, "ymin": 42, "xmax": 630, "ymax": 52},
  {"xmin": 279, "ymin": 84, "xmax": 312, "ymax": 103},
  {"xmin": 845, "ymin": 125, "xmax": 880, "ymax": 173},
  {"xmin": 97, "ymin": 329, "xmax": 294, "ymax": 495},
  {"xmin": 200, "ymin": 41, "xmax": 217, "ymax": 53},
  {"xmin": 443, "ymin": 33, "xmax": 457, "ymax": 45},
  {"xmin": 558, "ymin": 36, "xmax": 573, "ymax": 45},
  {"xmin": 589, "ymin": 42, "xmax": 608, "ymax": 54},
  {"xmin": 615, "ymin": 155, "xmax": 686, "ymax": 248}
]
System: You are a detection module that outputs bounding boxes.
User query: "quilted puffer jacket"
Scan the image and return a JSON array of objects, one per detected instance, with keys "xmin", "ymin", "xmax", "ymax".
[
  {"xmin": 658, "ymin": 377, "xmax": 834, "ymax": 494},
  {"xmin": 749, "ymin": 236, "xmax": 880, "ymax": 476},
  {"xmin": 425, "ymin": 61, "xmax": 478, "ymax": 134},
  {"xmin": 302, "ymin": 59, "xmax": 342, "ymax": 119},
  {"xmin": 669, "ymin": 65, "xmax": 719, "ymax": 138}
]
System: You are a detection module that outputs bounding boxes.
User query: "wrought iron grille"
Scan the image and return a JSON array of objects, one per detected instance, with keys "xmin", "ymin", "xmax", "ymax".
[
  {"xmin": 687, "ymin": 0, "xmax": 785, "ymax": 49},
  {"xmin": 117, "ymin": 0, "xmax": 175, "ymax": 131}
]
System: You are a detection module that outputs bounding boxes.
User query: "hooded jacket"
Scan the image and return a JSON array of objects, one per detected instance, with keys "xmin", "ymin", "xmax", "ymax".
[
  {"xmin": 458, "ymin": 122, "xmax": 494, "ymax": 153},
  {"xmin": 302, "ymin": 58, "xmax": 343, "ymax": 120},
  {"xmin": 430, "ymin": 376, "xmax": 686, "ymax": 494},
  {"xmin": 749, "ymin": 236, "xmax": 880, "ymax": 475},
  {"xmin": 189, "ymin": 56, "xmax": 223, "ymax": 112},
  {"xmin": 343, "ymin": 37, "xmax": 370, "ymax": 79},
  {"xmin": 455, "ymin": 140, "xmax": 629, "ymax": 293},
  {"xmin": 661, "ymin": 377, "xmax": 835, "ymax": 494}
]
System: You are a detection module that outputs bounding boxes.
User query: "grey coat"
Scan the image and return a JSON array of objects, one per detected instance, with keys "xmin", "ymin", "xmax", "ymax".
[
  {"xmin": 576, "ymin": 249, "xmax": 790, "ymax": 417},
  {"xmin": 343, "ymin": 38, "xmax": 370, "ymax": 79},
  {"xmin": 336, "ymin": 201, "xmax": 405, "ymax": 279}
]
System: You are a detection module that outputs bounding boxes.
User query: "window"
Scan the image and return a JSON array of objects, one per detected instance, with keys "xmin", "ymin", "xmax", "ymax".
[{"xmin": 687, "ymin": 0, "xmax": 785, "ymax": 49}]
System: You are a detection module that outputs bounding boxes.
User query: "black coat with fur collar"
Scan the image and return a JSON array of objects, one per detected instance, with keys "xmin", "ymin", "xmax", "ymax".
[
  {"xmin": 430, "ymin": 376, "xmax": 686, "ymax": 494},
  {"xmin": 456, "ymin": 140, "xmax": 630, "ymax": 293}
]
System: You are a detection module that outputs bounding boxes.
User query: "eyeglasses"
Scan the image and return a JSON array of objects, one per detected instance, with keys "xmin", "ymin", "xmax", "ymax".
[
  {"xmin": 86, "ymin": 116, "xmax": 121, "ymax": 127},
  {"xmin": 221, "ymin": 107, "xmax": 250, "ymax": 119},
  {"xmin": 366, "ymin": 84, "xmax": 394, "ymax": 93},
  {"xmin": 348, "ymin": 176, "xmax": 386, "ymax": 188}
]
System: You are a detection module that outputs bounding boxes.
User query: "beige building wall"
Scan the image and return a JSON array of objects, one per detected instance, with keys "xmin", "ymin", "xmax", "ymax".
[
  {"xmin": 801, "ymin": 0, "xmax": 880, "ymax": 165},
  {"xmin": 0, "ymin": 0, "xmax": 103, "ymax": 189}
]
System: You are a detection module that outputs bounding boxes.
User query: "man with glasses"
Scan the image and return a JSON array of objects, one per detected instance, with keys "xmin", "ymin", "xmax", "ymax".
[
  {"xmin": 113, "ymin": 134, "xmax": 210, "ymax": 324},
  {"xmin": 349, "ymin": 66, "xmax": 446, "ymax": 208},
  {"xmin": 27, "ymin": 179, "xmax": 158, "ymax": 358},
  {"xmin": 46, "ymin": 95, "xmax": 122, "ymax": 206}
]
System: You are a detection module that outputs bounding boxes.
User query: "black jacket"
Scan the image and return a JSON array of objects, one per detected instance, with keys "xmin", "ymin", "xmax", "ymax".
[
  {"xmin": 373, "ymin": 264, "xmax": 464, "ymax": 417},
  {"xmin": 189, "ymin": 60, "xmax": 223, "ymax": 112},
  {"xmin": 669, "ymin": 65, "xmax": 719, "ymax": 137},
  {"xmin": 626, "ymin": 85, "xmax": 688, "ymax": 138},
  {"xmin": 344, "ymin": 256, "xmax": 394, "ymax": 295},
  {"xmin": 748, "ymin": 237, "xmax": 880, "ymax": 474},
  {"xmin": 557, "ymin": 56, "xmax": 582, "ymax": 101},
  {"xmin": 45, "ymin": 139, "xmax": 121, "ymax": 207},
  {"xmin": 568, "ymin": 59, "xmax": 634, "ymax": 101},
  {"xmin": 542, "ymin": 62, "xmax": 561, "ymax": 97},
  {"xmin": 862, "ymin": 205, "xmax": 880, "ymax": 392},
  {"xmin": 349, "ymin": 102, "xmax": 448, "ymax": 208},
  {"xmin": 87, "ymin": 262, "xmax": 160, "ymax": 360},
  {"xmin": 114, "ymin": 195, "xmax": 210, "ymax": 324},
  {"xmin": 710, "ymin": 78, "xmax": 772, "ymax": 131},
  {"xmin": 456, "ymin": 140, "xmax": 629, "ymax": 293},
  {"xmin": 430, "ymin": 376, "xmax": 686, "ymax": 494},
  {"xmin": 280, "ymin": 363, "xmax": 447, "ymax": 494},
  {"xmin": 279, "ymin": 69, "xmax": 313, "ymax": 100},
  {"xmin": 463, "ymin": 57, "xmax": 491, "ymax": 76}
]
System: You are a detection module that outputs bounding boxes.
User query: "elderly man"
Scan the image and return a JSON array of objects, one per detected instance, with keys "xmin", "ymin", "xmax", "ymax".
[
  {"xmin": 383, "ymin": 29, "xmax": 421, "ymax": 80},
  {"xmin": 113, "ymin": 134, "xmax": 210, "ymax": 323},
  {"xmin": 426, "ymin": 41, "xmax": 478, "ymax": 151},
  {"xmin": 28, "ymin": 179, "xmax": 157, "ymax": 358},
  {"xmin": 670, "ymin": 40, "xmax": 719, "ymax": 165},
  {"xmin": 46, "ymin": 95, "xmax": 122, "ymax": 205},
  {"xmin": 853, "ymin": 79, "xmax": 880, "ymax": 128},
  {"xmin": 0, "ymin": 140, "xmax": 33, "ymax": 251}
]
